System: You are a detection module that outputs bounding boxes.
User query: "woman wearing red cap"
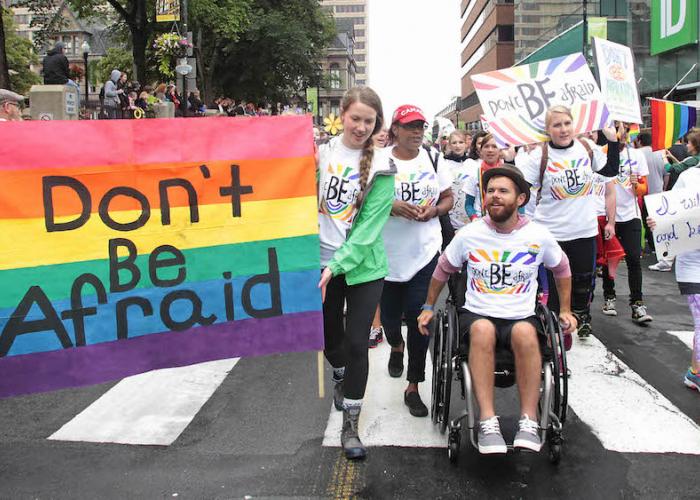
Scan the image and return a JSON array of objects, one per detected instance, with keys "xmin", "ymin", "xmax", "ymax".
[{"xmin": 381, "ymin": 105, "xmax": 454, "ymax": 417}]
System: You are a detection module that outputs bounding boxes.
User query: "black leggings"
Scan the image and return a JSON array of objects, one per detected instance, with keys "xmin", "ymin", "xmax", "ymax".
[
  {"xmin": 323, "ymin": 275, "xmax": 384, "ymax": 400},
  {"xmin": 547, "ymin": 236, "xmax": 597, "ymax": 320},
  {"xmin": 603, "ymin": 218, "xmax": 643, "ymax": 304}
]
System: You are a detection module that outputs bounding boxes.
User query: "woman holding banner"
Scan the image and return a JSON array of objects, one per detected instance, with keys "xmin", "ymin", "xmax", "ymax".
[
  {"xmin": 647, "ymin": 166, "xmax": 700, "ymax": 392},
  {"xmin": 317, "ymin": 86, "xmax": 396, "ymax": 459},
  {"xmin": 517, "ymin": 106, "xmax": 620, "ymax": 338}
]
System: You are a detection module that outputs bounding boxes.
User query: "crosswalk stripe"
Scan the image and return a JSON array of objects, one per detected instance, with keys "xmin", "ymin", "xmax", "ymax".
[
  {"xmin": 323, "ymin": 327, "xmax": 445, "ymax": 448},
  {"xmin": 48, "ymin": 358, "xmax": 238, "ymax": 446},
  {"xmin": 567, "ymin": 334, "xmax": 700, "ymax": 454},
  {"xmin": 667, "ymin": 330, "xmax": 694, "ymax": 350}
]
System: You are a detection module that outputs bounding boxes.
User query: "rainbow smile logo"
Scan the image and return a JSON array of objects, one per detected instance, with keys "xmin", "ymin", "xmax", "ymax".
[
  {"xmin": 395, "ymin": 171, "xmax": 437, "ymax": 206},
  {"xmin": 548, "ymin": 157, "xmax": 593, "ymax": 200},
  {"xmin": 468, "ymin": 249, "xmax": 535, "ymax": 294},
  {"xmin": 321, "ymin": 164, "xmax": 360, "ymax": 221}
]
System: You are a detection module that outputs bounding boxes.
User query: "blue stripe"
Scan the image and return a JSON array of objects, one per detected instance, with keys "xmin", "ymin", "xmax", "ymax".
[
  {"xmin": 680, "ymin": 104, "xmax": 690, "ymax": 138},
  {"xmin": 1, "ymin": 269, "xmax": 321, "ymax": 357}
]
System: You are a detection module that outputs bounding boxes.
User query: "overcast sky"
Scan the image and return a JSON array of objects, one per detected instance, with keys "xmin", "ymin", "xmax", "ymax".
[{"xmin": 368, "ymin": 0, "xmax": 461, "ymax": 123}]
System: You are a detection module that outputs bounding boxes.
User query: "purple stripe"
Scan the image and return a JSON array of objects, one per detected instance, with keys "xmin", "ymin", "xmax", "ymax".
[
  {"xmin": 0, "ymin": 311, "xmax": 324, "ymax": 399},
  {"xmin": 565, "ymin": 53, "xmax": 586, "ymax": 72}
]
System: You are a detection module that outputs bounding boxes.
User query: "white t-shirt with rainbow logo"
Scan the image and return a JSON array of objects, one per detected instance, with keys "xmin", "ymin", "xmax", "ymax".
[
  {"xmin": 444, "ymin": 218, "xmax": 563, "ymax": 320},
  {"xmin": 383, "ymin": 148, "xmax": 453, "ymax": 282}
]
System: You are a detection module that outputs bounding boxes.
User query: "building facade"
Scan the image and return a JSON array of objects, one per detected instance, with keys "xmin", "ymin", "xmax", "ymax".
[
  {"xmin": 317, "ymin": 18, "xmax": 357, "ymax": 121},
  {"xmin": 456, "ymin": 0, "xmax": 700, "ymax": 129},
  {"xmin": 457, "ymin": 0, "xmax": 515, "ymax": 127},
  {"xmin": 320, "ymin": 0, "xmax": 368, "ymax": 85}
]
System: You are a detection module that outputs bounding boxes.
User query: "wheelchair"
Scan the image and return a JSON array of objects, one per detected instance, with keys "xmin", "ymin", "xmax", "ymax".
[{"xmin": 430, "ymin": 274, "xmax": 569, "ymax": 464}]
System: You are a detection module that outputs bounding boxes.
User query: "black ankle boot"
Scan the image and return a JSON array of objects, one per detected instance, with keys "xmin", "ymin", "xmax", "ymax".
[{"xmin": 341, "ymin": 406, "xmax": 366, "ymax": 460}]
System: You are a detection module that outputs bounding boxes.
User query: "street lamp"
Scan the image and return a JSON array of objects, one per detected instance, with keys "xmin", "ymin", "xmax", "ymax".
[{"xmin": 81, "ymin": 40, "xmax": 90, "ymax": 115}]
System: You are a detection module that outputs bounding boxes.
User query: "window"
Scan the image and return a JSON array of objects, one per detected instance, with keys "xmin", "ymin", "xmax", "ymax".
[
  {"xmin": 62, "ymin": 35, "xmax": 75, "ymax": 55},
  {"xmin": 355, "ymin": 29, "xmax": 364, "ymax": 37},
  {"xmin": 329, "ymin": 63, "xmax": 341, "ymax": 89},
  {"xmin": 356, "ymin": 79, "xmax": 365, "ymax": 85},
  {"xmin": 355, "ymin": 42, "xmax": 364, "ymax": 50},
  {"xmin": 600, "ymin": 0, "xmax": 628, "ymax": 17},
  {"xmin": 498, "ymin": 25, "xmax": 514, "ymax": 42},
  {"xmin": 331, "ymin": 100, "xmax": 341, "ymax": 117},
  {"xmin": 335, "ymin": 4, "xmax": 365, "ymax": 13},
  {"xmin": 355, "ymin": 54, "xmax": 365, "ymax": 62}
]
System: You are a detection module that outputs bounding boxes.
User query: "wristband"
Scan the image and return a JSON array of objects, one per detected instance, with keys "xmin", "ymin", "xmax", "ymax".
[{"xmin": 421, "ymin": 304, "xmax": 434, "ymax": 311}]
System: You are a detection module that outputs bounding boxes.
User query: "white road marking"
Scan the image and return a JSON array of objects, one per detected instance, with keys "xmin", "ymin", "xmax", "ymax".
[
  {"xmin": 49, "ymin": 359, "xmax": 238, "ymax": 446},
  {"xmin": 667, "ymin": 330, "xmax": 694, "ymax": 351},
  {"xmin": 567, "ymin": 334, "xmax": 700, "ymax": 454},
  {"xmin": 323, "ymin": 327, "xmax": 445, "ymax": 448}
]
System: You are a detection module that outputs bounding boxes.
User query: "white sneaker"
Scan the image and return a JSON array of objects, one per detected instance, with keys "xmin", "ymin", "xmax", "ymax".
[
  {"xmin": 648, "ymin": 262, "xmax": 672, "ymax": 272},
  {"xmin": 602, "ymin": 298, "xmax": 617, "ymax": 316}
]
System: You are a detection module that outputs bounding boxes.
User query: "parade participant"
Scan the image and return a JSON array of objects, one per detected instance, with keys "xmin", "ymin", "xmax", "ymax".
[
  {"xmin": 418, "ymin": 165, "xmax": 576, "ymax": 453},
  {"xmin": 464, "ymin": 133, "xmax": 503, "ymax": 219},
  {"xmin": 663, "ymin": 128, "xmax": 700, "ymax": 188},
  {"xmin": 518, "ymin": 106, "xmax": 620, "ymax": 338},
  {"xmin": 372, "ymin": 126, "xmax": 389, "ymax": 148},
  {"xmin": 647, "ymin": 166, "xmax": 700, "ymax": 392},
  {"xmin": 0, "ymin": 89, "xmax": 25, "ymax": 122},
  {"xmin": 600, "ymin": 127, "xmax": 652, "ymax": 322},
  {"xmin": 317, "ymin": 86, "xmax": 396, "ymax": 459},
  {"xmin": 381, "ymin": 104, "xmax": 453, "ymax": 417},
  {"xmin": 468, "ymin": 130, "xmax": 488, "ymax": 160},
  {"xmin": 444, "ymin": 130, "xmax": 477, "ymax": 232},
  {"xmin": 369, "ymin": 125, "xmax": 390, "ymax": 349}
]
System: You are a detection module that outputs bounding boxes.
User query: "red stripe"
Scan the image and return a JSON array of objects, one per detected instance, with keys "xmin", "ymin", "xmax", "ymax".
[
  {"xmin": 585, "ymin": 101, "xmax": 598, "ymax": 132},
  {"xmin": 0, "ymin": 115, "xmax": 314, "ymax": 171},
  {"xmin": 651, "ymin": 100, "xmax": 664, "ymax": 150},
  {"xmin": 573, "ymin": 103, "xmax": 587, "ymax": 132}
]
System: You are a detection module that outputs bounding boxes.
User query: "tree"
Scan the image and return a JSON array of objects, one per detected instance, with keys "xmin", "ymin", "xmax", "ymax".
[
  {"xmin": 94, "ymin": 48, "xmax": 134, "ymax": 86},
  {"xmin": 216, "ymin": 0, "xmax": 335, "ymax": 104},
  {"xmin": 0, "ymin": 8, "xmax": 11, "ymax": 89},
  {"xmin": 2, "ymin": 7, "xmax": 40, "ymax": 94},
  {"xmin": 22, "ymin": 0, "xmax": 153, "ymax": 83},
  {"xmin": 189, "ymin": 0, "xmax": 252, "ymax": 102}
]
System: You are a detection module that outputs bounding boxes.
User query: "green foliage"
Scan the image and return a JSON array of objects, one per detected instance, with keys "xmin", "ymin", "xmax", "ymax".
[
  {"xmin": 217, "ymin": 0, "xmax": 335, "ymax": 103},
  {"xmin": 94, "ymin": 47, "xmax": 133, "ymax": 84},
  {"xmin": 2, "ymin": 7, "xmax": 40, "ymax": 94}
]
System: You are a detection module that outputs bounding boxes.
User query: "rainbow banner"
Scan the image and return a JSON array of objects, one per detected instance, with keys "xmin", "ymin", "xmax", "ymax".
[
  {"xmin": 471, "ymin": 53, "xmax": 612, "ymax": 147},
  {"xmin": 0, "ymin": 116, "xmax": 323, "ymax": 398},
  {"xmin": 650, "ymin": 98, "xmax": 698, "ymax": 151}
]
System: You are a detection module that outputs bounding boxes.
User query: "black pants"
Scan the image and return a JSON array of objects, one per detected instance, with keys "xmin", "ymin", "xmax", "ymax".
[
  {"xmin": 603, "ymin": 218, "xmax": 643, "ymax": 304},
  {"xmin": 547, "ymin": 236, "xmax": 596, "ymax": 320},
  {"xmin": 640, "ymin": 202, "xmax": 655, "ymax": 251},
  {"xmin": 381, "ymin": 254, "xmax": 439, "ymax": 384},
  {"xmin": 323, "ymin": 275, "xmax": 384, "ymax": 400}
]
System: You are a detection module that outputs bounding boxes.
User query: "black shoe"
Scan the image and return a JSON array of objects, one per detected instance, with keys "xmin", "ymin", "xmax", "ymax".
[
  {"xmin": 333, "ymin": 381, "xmax": 344, "ymax": 411},
  {"xmin": 341, "ymin": 406, "xmax": 366, "ymax": 460},
  {"xmin": 388, "ymin": 349, "xmax": 404, "ymax": 378},
  {"xmin": 404, "ymin": 390, "xmax": 428, "ymax": 417}
]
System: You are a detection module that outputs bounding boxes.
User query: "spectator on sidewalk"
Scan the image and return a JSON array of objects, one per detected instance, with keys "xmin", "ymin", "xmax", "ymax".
[
  {"xmin": 42, "ymin": 42, "xmax": 81, "ymax": 102},
  {"xmin": 0, "ymin": 89, "xmax": 25, "ymax": 122},
  {"xmin": 102, "ymin": 69, "xmax": 123, "ymax": 119}
]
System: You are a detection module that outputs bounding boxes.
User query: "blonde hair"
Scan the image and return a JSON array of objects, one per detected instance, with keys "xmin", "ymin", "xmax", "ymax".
[
  {"xmin": 449, "ymin": 130, "xmax": 468, "ymax": 143},
  {"xmin": 545, "ymin": 105, "xmax": 574, "ymax": 129},
  {"xmin": 340, "ymin": 86, "xmax": 384, "ymax": 207}
]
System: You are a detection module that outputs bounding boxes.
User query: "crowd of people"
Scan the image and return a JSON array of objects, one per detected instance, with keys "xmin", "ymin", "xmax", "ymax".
[{"xmin": 315, "ymin": 85, "xmax": 700, "ymax": 460}]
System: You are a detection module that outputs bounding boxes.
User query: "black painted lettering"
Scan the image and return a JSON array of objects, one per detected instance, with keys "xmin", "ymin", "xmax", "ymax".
[
  {"xmin": 149, "ymin": 245, "xmax": 186, "ymax": 288},
  {"xmin": 60, "ymin": 273, "xmax": 107, "ymax": 347},
  {"xmin": 158, "ymin": 179, "xmax": 199, "ymax": 226},
  {"xmin": 160, "ymin": 290, "xmax": 216, "ymax": 331},
  {"xmin": 42, "ymin": 176, "xmax": 91, "ymax": 232},
  {"xmin": 219, "ymin": 164, "xmax": 253, "ymax": 217},
  {"xmin": 241, "ymin": 248, "xmax": 282, "ymax": 319},
  {"xmin": 98, "ymin": 186, "xmax": 151, "ymax": 231},
  {"xmin": 108, "ymin": 238, "xmax": 141, "ymax": 293},
  {"xmin": 115, "ymin": 297, "xmax": 153, "ymax": 340}
]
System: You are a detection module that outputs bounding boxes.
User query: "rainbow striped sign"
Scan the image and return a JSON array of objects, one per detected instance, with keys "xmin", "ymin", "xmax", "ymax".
[
  {"xmin": 471, "ymin": 53, "xmax": 612, "ymax": 147},
  {"xmin": 650, "ymin": 98, "xmax": 699, "ymax": 151},
  {"xmin": 0, "ymin": 116, "xmax": 323, "ymax": 398}
]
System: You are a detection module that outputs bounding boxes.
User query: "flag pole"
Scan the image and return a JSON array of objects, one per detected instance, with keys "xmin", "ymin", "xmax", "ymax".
[{"xmin": 663, "ymin": 63, "xmax": 697, "ymax": 100}]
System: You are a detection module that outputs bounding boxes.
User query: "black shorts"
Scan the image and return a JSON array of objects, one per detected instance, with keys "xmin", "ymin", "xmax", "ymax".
[{"xmin": 458, "ymin": 309, "xmax": 540, "ymax": 351}]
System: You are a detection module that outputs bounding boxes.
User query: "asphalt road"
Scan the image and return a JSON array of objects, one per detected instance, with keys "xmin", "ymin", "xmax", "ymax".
[{"xmin": 0, "ymin": 254, "xmax": 698, "ymax": 499}]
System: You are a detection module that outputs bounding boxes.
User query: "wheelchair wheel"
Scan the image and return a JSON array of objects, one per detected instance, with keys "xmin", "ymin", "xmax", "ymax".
[
  {"xmin": 537, "ymin": 304, "xmax": 568, "ymax": 424},
  {"xmin": 437, "ymin": 307, "xmax": 456, "ymax": 434},
  {"xmin": 447, "ymin": 428, "xmax": 461, "ymax": 463},
  {"xmin": 548, "ymin": 443, "xmax": 562, "ymax": 465},
  {"xmin": 431, "ymin": 310, "xmax": 445, "ymax": 425}
]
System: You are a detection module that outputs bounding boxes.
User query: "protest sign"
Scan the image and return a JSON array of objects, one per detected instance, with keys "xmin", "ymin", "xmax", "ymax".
[
  {"xmin": 471, "ymin": 53, "xmax": 612, "ymax": 147},
  {"xmin": 644, "ymin": 188, "xmax": 700, "ymax": 258},
  {"xmin": 0, "ymin": 117, "xmax": 323, "ymax": 398},
  {"xmin": 592, "ymin": 37, "xmax": 642, "ymax": 124}
]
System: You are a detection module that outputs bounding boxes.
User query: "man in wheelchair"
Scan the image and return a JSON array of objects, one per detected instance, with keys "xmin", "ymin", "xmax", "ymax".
[{"xmin": 418, "ymin": 165, "xmax": 576, "ymax": 455}]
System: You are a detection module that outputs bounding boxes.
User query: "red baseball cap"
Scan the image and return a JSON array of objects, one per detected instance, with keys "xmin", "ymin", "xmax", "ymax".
[{"xmin": 392, "ymin": 104, "xmax": 427, "ymax": 125}]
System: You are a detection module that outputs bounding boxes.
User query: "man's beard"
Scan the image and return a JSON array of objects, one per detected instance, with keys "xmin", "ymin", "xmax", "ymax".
[{"xmin": 486, "ymin": 201, "xmax": 517, "ymax": 222}]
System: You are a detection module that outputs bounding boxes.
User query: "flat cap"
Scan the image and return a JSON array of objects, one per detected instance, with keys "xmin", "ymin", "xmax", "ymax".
[{"xmin": 0, "ymin": 89, "xmax": 26, "ymax": 104}]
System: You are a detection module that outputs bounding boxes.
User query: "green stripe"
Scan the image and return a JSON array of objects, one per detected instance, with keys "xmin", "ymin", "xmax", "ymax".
[
  {"xmin": 501, "ymin": 251, "xmax": 510, "ymax": 263},
  {"xmin": 0, "ymin": 235, "xmax": 320, "ymax": 308},
  {"xmin": 529, "ymin": 62, "xmax": 539, "ymax": 79},
  {"xmin": 673, "ymin": 103, "xmax": 682, "ymax": 143}
]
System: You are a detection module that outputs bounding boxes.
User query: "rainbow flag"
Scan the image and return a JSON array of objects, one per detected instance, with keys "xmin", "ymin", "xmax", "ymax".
[
  {"xmin": 650, "ymin": 98, "xmax": 698, "ymax": 151},
  {"xmin": 0, "ymin": 117, "xmax": 323, "ymax": 398},
  {"xmin": 627, "ymin": 123, "xmax": 640, "ymax": 143}
]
